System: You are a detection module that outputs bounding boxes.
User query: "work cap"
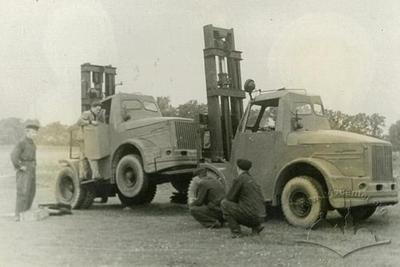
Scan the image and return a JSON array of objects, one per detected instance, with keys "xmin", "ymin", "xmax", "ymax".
[
  {"xmin": 236, "ymin": 159, "xmax": 252, "ymax": 171},
  {"xmin": 91, "ymin": 100, "xmax": 102, "ymax": 107},
  {"xmin": 25, "ymin": 119, "xmax": 40, "ymax": 130}
]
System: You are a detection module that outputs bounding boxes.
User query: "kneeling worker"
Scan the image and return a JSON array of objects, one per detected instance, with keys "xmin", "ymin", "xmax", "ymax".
[
  {"xmin": 221, "ymin": 159, "xmax": 266, "ymax": 238},
  {"xmin": 189, "ymin": 167, "xmax": 225, "ymax": 228}
]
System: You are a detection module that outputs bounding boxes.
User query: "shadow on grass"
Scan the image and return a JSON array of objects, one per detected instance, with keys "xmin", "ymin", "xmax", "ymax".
[
  {"xmin": 264, "ymin": 207, "xmax": 393, "ymax": 231},
  {"xmin": 90, "ymin": 202, "xmax": 189, "ymax": 216}
]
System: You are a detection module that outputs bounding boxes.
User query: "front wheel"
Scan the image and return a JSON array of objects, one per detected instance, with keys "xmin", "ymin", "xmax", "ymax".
[
  {"xmin": 337, "ymin": 205, "xmax": 377, "ymax": 222},
  {"xmin": 281, "ymin": 176, "xmax": 327, "ymax": 228},
  {"xmin": 116, "ymin": 154, "xmax": 155, "ymax": 206}
]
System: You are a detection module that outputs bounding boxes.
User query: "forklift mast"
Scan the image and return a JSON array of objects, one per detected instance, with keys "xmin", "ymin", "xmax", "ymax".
[
  {"xmin": 203, "ymin": 25, "xmax": 246, "ymax": 161},
  {"xmin": 81, "ymin": 63, "xmax": 117, "ymax": 112}
]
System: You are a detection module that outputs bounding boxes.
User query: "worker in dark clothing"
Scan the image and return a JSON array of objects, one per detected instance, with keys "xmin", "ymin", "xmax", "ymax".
[
  {"xmin": 10, "ymin": 120, "xmax": 40, "ymax": 221},
  {"xmin": 221, "ymin": 159, "xmax": 266, "ymax": 238},
  {"xmin": 77, "ymin": 100, "xmax": 105, "ymax": 127},
  {"xmin": 77, "ymin": 100, "xmax": 105, "ymax": 179},
  {"xmin": 189, "ymin": 168, "xmax": 225, "ymax": 228}
]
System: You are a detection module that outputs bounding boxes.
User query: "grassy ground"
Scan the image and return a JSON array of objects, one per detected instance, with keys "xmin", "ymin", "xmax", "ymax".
[{"xmin": 0, "ymin": 146, "xmax": 399, "ymax": 267}]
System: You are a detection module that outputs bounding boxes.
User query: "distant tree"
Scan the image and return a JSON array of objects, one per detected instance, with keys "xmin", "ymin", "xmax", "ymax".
[
  {"xmin": 0, "ymin": 117, "xmax": 25, "ymax": 144},
  {"xmin": 176, "ymin": 100, "xmax": 208, "ymax": 120},
  {"xmin": 36, "ymin": 121, "xmax": 70, "ymax": 146},
  {"xmin": 388, "ymin": 120, "xmax": 400, "ymax": 151},
  {"xmin": 325, "ymin": 109, "xmax": 385, "ymax": 138},
  {"xmin": 156, "ymin": 96, "xmax": 178, "ymax": 117},
  {"xmin": 156, "ymin": 97, "xmax": 208, "ymax": 120},
  {"xmin": 368, "ymin": 113, "xmax": 386, "ymax": 138}
]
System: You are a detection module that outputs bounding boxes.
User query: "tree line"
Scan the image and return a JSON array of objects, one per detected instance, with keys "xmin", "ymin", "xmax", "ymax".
[{"xmin": 0, "ymin": 97, "xmax": 399, "ymax": 151}]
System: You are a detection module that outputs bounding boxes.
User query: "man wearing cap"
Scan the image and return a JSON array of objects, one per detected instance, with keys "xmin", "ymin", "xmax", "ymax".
[
  {"xmin": 189, "ymin": 167, "xmax": 225, "ymax": 228},
  {"xmin": 221, "ymin": 159, "xmax": 266, "ymax": 238},
  {"xmin": 77, "ymin": 100, "xmax": 105, "ymax": 127},
  {"xmin": 10, "ymin": 120, "xmax": 40, "ymax": 221},
  {"xmin": 77, "ymin": 100, "xmax": 105, "ymax": 179}
]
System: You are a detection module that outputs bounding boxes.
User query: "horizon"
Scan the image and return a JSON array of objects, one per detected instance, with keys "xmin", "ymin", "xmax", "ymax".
[{"xmin": 0, "ymin": 1, "xmax": 399, "ymax": 130}]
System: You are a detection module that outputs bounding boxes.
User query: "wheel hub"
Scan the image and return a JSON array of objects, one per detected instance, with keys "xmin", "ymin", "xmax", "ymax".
[
  {"xmin": 289, "ymin": 191, "xmax": 312, "ymax": 217},
  {"xmin": 123, "ymin": 167, "xmax": 137, "ymax": 188}
]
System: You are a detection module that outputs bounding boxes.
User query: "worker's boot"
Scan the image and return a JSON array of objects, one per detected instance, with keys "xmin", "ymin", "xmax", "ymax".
[{"xmin": 251, "ymin": 224, "xmax": 264, "ymax": 235}]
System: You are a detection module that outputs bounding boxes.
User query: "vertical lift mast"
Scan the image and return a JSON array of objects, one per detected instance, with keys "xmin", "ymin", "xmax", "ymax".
[
  {"xmin": 81, "ymin": 63, "xmax": 117, "ymax": 112},
  {"xmin": 203, "ymin": 25, "xmax": 246, "ymax": 161}
]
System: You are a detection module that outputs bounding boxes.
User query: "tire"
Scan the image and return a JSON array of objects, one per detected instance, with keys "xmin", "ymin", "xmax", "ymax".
[
  {"xmin": 337, "ymin": 205, "xmax": 377, "ymax": 222},
  {"xmin": 171, "ymin": 178, "xmax": 191, "ymax": 194},
  {"xmin": 80, "ymin": 187, "xmax": 95, "ymax": 209},
  {"xmin": 187, "ymin": 176, "xmax": 202, "ymax": 206},
  {"xmin": 281, "ymin": 176, "xmax": 327, "ymax": 228},
  {"xmin": 139, "ymin": 182, "xmax": 157, "ymax": 204},
  {"xmin": 117, "ymin": 183, "xmax": 156, "ymax": 206},
  {"xmin": 55, "ymin": 167, "xmax": 86, "ymax": 209},
  {"xmin": 115, "ymin": 154, "xmax": 153, "ymax": 206},
  {"xmin": 170, "ymin": 177, "xmax": 192, "ymax": 204}
]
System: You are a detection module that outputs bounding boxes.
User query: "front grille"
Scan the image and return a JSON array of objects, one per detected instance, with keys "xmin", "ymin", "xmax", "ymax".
[
  {"xmin": 371, "ymin": 145, "xmax": 393, "ymax": 180},
  {"xmin": 175, "ymin": 121, "xmax": 198, "ymax": 149}
]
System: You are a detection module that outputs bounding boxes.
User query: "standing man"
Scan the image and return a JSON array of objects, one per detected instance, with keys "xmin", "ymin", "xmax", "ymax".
[
  {"xmin": 221, "ymin": 159, "xmax": 266, "ymax": 238},
  {"xmin": 189, "ymin": 167, "xmax": 225, "ymax": 228},
  {"xmin": 77, "ymin": 100, "xmax": 105, "ymax": 180},
  {"xmin": 10, "ymin": 120, "xmax": 40, "ymax": 221}
]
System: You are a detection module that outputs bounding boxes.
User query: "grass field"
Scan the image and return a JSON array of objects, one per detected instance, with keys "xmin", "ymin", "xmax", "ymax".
[{"xmin": 0, "ymin": 146, "xmax": 399, "ymax": 267}]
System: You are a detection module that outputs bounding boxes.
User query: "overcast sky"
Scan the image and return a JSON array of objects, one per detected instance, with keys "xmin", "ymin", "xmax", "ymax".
[{"xmin": 0, "ymin": 0, "xmax": 399, "ymax": 130}]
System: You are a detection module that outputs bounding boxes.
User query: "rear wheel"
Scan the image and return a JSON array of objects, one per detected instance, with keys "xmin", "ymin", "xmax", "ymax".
[
  {"xmin": 80, "ymin": 187, "xmax": 95, "ymax": 209},
  {"xmin": 281, "ymin": 176, "xmax": 327, "ymax": 228},
  {"xmin": 170, "ymin": 177, "xmax": 192, "ymax": 204},
  {"xmin": 55, "ymin": 167, "xmax": 86, "ymax": 209},
  {"xmin": 171, "ymin": 178, "xmax": 191, "ymax": 194},
  {"xmin": 337, "ymin": 205, "xmax": 377, "ymax": 222},
  {"xmin": 116, "ymin": 154, "xmax": 155, "ymax": 206}
]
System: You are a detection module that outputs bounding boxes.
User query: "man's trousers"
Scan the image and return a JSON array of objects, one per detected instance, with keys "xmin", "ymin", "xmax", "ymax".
[{"xmin": 15, "ymin": 165, "xmax": 36, "ymax": 215}]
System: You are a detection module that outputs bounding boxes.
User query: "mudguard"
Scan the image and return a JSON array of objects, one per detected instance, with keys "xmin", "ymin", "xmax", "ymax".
[
  {"xmin": 112, "ymin": 138, "xmax": 161, "ymax": 174},
  {"xmin": 272, "ymin": 157, "xmax": 344, "ymax": 206}
]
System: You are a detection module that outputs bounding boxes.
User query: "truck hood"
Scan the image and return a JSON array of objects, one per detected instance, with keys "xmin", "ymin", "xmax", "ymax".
[
  {"xmin": 123, "ymin": 117, "xmax": 193, "ymax": 130},
  {"xmin": 287, "ymin": 130, "xmax": 389, "ymax": 145}
]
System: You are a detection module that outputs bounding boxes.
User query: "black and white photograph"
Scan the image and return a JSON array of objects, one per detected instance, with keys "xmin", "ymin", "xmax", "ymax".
[{"xmin": 0, "ymin": 1, "xmax": 399, "ymax": 266}]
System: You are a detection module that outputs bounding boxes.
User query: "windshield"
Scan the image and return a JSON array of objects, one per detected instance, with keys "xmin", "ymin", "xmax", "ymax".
[
  {"xmin": 143, "ymin": 101, "xmax": 159, "ymax": 112},
  {"xmin": 294, "ymin": 103, "xmax": 312, "ymax": 115},
  {"xmin": 313, "ymin": 104, "xmax": 325, "ymax": 116},
  {"xmin": 244, "ymin": 98, "xmax": 279, "ymax": 132},
  {"xmin": 122, "ymin": 99, "xmax": 161, "ymax": 121},
  {"xmin": 292, "ymin": 101, "xmax": 330, "ymax": 131}
]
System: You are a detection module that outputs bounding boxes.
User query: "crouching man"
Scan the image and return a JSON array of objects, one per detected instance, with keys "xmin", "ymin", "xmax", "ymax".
[
  {"xmin": 189, "ymin": 167, "xmax": 225, "ymax": 228},
  {"xmin": 221, "ymin": 159, "xmax": 266, "ymax": 238}
]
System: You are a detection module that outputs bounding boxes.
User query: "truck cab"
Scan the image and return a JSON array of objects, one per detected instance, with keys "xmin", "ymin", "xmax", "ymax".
[
  {"xmin": 219, "ymin": 89, "xmax": 398, "ymax": 227},
  {"xmin": 56, "ymin": 92, "xmax": 198, "ymax": 209}
]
